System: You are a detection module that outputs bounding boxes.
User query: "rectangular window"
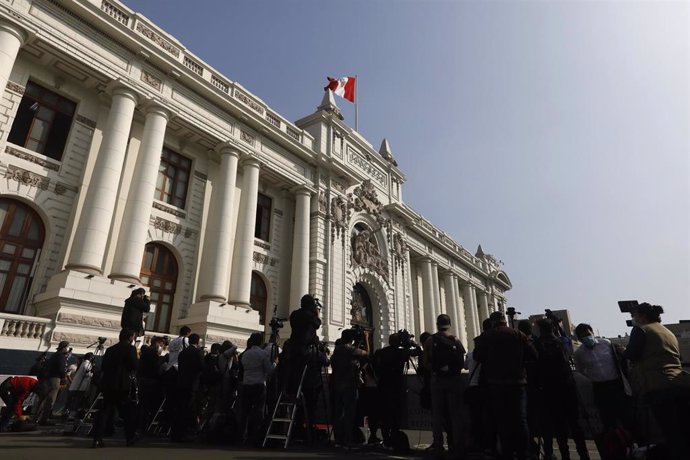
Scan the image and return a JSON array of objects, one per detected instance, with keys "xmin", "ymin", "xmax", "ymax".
[
  {"xmin": 7, "ymin": 81, "xmax": 76, "ymax": 161},
  {"xmin": 155, "ymin": 148, "xmax": 191, "ymax": 208},
  {"xmin": 254, "ymin": 193, "xmax": 272, "ymax": 242}
]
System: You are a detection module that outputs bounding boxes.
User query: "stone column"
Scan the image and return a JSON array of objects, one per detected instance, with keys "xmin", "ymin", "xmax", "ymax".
[
  {"xmin": 197, "ymin": 145, "xmax": 241, "ymax": 301},
  {"xmin": 110, "ymin": 105, "xmax": 170, "ymax": 283},
  {"xmin": 419, "ymin": 258, "xmax": 436, "ymax": 333},
  {"xmin": 442, "ymin": 272, "xmax": 460, "ymax": 335},
  {"xmin": 289, "ymin": 187, "xmax": 311, "ymax": 312},
  {"xmin": 67, "ymin": 87, "xmax": 138, "ymax": 274},
  {"xmin": 0, "ymin": 22, "xmax": 26, "ymax": 95},
  {"xmin": 462, "ymin": 283, "xmax": 478, "ymax": 342},
  {"xmin": 430, "ymin": 261, "xmax": 441, "ymax": 318},
  {"xmin": 478, "ymin": 290, "xmax": 490, "ymax": 324},
  {"xmin": 228, "ymin": 158, "xmax": 261, "ymax": 306},
  {"xmin": 454, "ymin": 277, "xmax": 468, "ymax": 348}
]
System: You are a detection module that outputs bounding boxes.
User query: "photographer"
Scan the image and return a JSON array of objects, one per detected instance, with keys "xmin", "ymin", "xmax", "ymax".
[
  {"xmin": 121, "ymin": 288, "xmax": 151, "ymax": 341},
  {"xmin": 286, "ymin": 294, "xmax": 322, "ymax": 395},
  {"xmin": 35, "ymin": 340, "xmax": 71, "ymax": 425},
  {"xmin": 374, "ymin": 330, "xmax": 421, "ymax": 447},
  {"xmin": 64, "ymin": 352, "xmax": 94, "ymax": 420},
  {"xmin": 0, "ymin": 375, "xmax": 42, "ymax": 431},
  {"xmin": 331, "ymin": 327, "xmax": 369, "ymax": 448},
  {"xmin": 624, "ymin": 302, "xmax": 690, "ymax": 460}
]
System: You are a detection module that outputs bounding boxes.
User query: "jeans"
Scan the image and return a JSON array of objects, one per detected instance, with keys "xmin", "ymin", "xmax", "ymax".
[
  {"xmin": 240, "ymin": 383, "xmax": 266, "ymax": 444},
  {"xmin": 35, "ymin": 377, "xmax": 60, "ymax": 424},
  {"xmin": 489, "ymin": 384, "xmax": 529, "ymax": 460},
  {"xmin": 333, "ymin": 383, "xmax": 357, "ymax": 446}
]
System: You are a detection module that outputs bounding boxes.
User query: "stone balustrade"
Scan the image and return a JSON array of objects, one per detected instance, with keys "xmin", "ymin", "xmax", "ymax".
[{"xmin": 0, "ymin": 313, "xmax": 52, "ymax": 340}]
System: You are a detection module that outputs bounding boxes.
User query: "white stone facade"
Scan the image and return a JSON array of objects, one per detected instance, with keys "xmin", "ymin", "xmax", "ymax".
[{"xmin": 0, "ymin": 0, "xmax": 511, "ymax": 354}]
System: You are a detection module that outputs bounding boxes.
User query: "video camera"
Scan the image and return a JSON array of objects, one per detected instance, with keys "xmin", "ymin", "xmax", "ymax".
[
  {"xmin": 269, "ymin": 304, "xmax": 287, "ymax": 333},
  {"xmin": 398, "ymin": 329, "xmax": 415, "ymax": 348},
  {"xmin": 351, "ymin": 324, "xmax": 367, "ymax": 346},
  {"xmin": 618, "ymin": 300, "xmax": 639, "ymax": 313}
]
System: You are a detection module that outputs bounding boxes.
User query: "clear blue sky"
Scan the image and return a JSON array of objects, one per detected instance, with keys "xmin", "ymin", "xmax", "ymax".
[{"xmin": 123, "ymin": 0, "xmax": 689, "ymax": 337}]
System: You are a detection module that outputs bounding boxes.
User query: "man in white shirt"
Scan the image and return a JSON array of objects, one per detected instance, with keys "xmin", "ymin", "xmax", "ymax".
[
  {"xmin": 166, "ymin": 326, "xmax": 191, "ymax": 371},
  {"xmin": 573, "ymin": 323, "xmax": 631, "ymax": 431},
  {"xmin": 239, "ymin": 332, "xmax": 275, "ymax": 445}
]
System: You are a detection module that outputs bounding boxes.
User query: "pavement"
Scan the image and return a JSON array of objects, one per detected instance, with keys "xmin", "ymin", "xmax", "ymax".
[{"xmin": 0, "ymin": 425, "xmax": 603, "ymax": 460}]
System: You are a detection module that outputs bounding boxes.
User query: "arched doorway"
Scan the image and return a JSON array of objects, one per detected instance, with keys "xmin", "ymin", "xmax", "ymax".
[
  {"xmin": 351, "ymin": 283, "xmax": 375, "ymax": 349},
  {"xmin": 250, "ymin": 272, "xmax": 268, "ymax": 325},
  {"xmin": 139, "ymin": 243, "xmax": 178, "ymax": 333},
  {"xmin": 0, "ymin": 198, "xmax": 45, "ymax": 313}
]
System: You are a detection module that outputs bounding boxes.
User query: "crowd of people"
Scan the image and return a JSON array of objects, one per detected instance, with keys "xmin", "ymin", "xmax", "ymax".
[{"xmin": 1, "ymin": 295, "xmax": 689, "ymax": 460}]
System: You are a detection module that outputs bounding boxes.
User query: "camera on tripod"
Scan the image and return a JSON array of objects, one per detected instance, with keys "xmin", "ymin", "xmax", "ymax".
[
  {"xmin": 97, "ymin": 336, "xmax": 106, "ymax": 345},
  {"xmin": 269, "ymin": 304, "xmax": 287, "ymax": 333}
]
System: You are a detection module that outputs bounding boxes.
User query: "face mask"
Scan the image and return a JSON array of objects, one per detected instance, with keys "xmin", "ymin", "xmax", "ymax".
[
  {"xmin": 582, "ymin": 336, "xmax": 597, "ymax": 349},
  {"xmin": 630, "ymin": 318, "xmax": 639, "ymax": 327}
]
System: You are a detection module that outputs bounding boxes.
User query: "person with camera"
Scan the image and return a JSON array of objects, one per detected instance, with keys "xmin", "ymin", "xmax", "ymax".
[
  {"xmin": 238, "ymin": 332, "xmax": 275, "ymax": 445},
  {"xmin": 35, "ymin": 340, "xmax": 71, "ymax": 425},
  {"xmin": 473, "ymin": 311, "xmax": 536, "ymax": 460},
  {"xmin": 286, "ymin": 295, "xmax": 322, "ymax": 389},
  {"xmin": 373, "ymin": 330, "xmax": 421, "ymax": 447},
  {"xmin": 423, "ymin": 314, "xmax": 466, "ymax": 460},
  {"xmin": 121, "ymin": 288, "xmax": 151, "ymax": 343},
  {"xmin": 64, "ymin": 352, "xmax": 94, "ymax": 420},
  {"xmin": 331, "ymin": 327, "xmax": 369, "ymax": 449},
  {"xmin": 624, "ymin": 302, "xmax": 690, "ymax": 460},
  {"xmin": 534, "ymin": 319, "xmax": 589, "ymax": 460},
  {"xmin": 91, "ymin": 328, "xmax": 139, "ymax": 448}
]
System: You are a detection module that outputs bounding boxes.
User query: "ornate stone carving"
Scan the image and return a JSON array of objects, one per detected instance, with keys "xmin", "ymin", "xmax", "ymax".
[
  {"xmin": 318, "ymin": 190, "xmax": 328, "ymax": 214},
  {"xmin": 151, "ymin": 216, "xmax": 182, "ymax": 235},
  {"xmin": 54, "ymin": 181, "xmax": 78, "ymax": 195},
  {"xmin": 4, "ymin": 165, "xmax": 50, "ymax": 190},
  {"xmin": 252, "ymin": 251, "xmax": 277, "ymax": 266},
  {"xmin": 136, "ymin": 22, "xmax": 180, "ymax": 57},
  {"xmin": 140, "ymin": 70, "xmax": 162, "ymax": 91},
  {"xmin": 6, "ymin": 81, "xmax": 25, "ymax": 94},
  {"xmin": 393, "ymin": 233, "xmax": 408, "ymax": 269},
  {"xmin": 234, "ymin": 90, "xmax": 265, "ymax": 115},
  {"xmin": 349, "ymin": 180, "xmax": 387, "ymax": 227},
  {"xmin": 58, "ymin": 313, "xmax": 120, "ymax": 330},
  {"xmin": 75, "ymin": 114, "xmax": 97, "ymax": 129},
  {"xmin": 254, "ymin": 241, "xmax": 270, "ymax": 250},
  {"xmin": 52, "ymin": 331, "xmax": 115, "ymax": 347},
  {"xmin": 350, "ymin": 225, "xmax": 389, "ymax": 279},
  {"xmin": 332, "ymin": 180, "xmax": 346, "ymax": 194},
  {"xmin": 330, "ymin": 195, "xmax": 348, "ymax": 241},
  {"xmin": 240, "ymin": 131, "xmax": 255, "ymax": 146},
  {"xmin": 5, "ymin": 146, "xmax": 61, "ymax": 171}
]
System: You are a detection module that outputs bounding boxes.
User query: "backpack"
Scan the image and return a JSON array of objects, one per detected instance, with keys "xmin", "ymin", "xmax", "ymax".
[
  {"xmin": 29, "ymin": 353, "xmax": 49, "ymax": 379},
  {"xmin": 431, "ymin": 334, "xmax": 464, "ymax": 378}
]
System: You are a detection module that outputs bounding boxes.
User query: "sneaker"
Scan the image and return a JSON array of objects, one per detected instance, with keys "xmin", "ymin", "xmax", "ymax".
[{"xmin": 367, "ymin": 436, "xmax": 383, "ymax": 445}]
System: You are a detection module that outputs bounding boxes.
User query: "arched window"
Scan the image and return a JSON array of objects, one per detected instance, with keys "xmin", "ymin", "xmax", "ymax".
[
  {"xmin": 0, "ymin": 198, "xmax": 45, "ymax": 313},
  {"xmin": 250, "ymin": 272, "xmax": 268, "ymax": 325},
  {"xmin": 140, "ymin": 243, "xmax": 178, "ymax": 333}
]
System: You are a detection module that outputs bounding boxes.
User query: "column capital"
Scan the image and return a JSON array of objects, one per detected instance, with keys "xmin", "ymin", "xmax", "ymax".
[
  {"xmin": 110, "ymin": 85, "xmax": 140, "ymax": 105},
  {"xmin": 142, "ymin": 101, "xmax": 171, "ymax": 121},
  {"xmin": 290, "ymin": 184, "xmax": 315, "ymax": 196},
  {"xmin": 214, "ymin": 141, "xmax": 243, "ymax": 157},
  {"xmin": 0, "ymin": 21, "xmax": 29, "ymax": 45},
  {"xmin": 241, "ymin": 156, "xmax": 262, "ymax": 169}
]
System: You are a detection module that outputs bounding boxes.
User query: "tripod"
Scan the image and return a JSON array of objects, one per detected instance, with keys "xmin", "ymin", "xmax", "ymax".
[{"xmin": 70, "ymin": 341, "xmax": 106, "ymax": 435}]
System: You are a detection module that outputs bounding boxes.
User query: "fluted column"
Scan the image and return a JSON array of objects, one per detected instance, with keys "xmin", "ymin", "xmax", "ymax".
[
  {"xmin": 419, "ymin": 258, "xmax": 436, "ymax": 333},
  {"xmin": 110, "ymin": 105, "xmax": 170, "ymax": 283},
  {"xmin": 289, "ymin": 187, "xmax": 311, "ymax": 312},
  {"xmin": 0, "ymin": 22, "xmax": 27, "ymax": 95},
  {"xmin": 67, "ymin": 87, "xmax": 138, "ymax": 274},
  {"xmin": 462, "ymin": 283, "xmax": 478, "ymax": 342},
  {"xmin": 228, "ymin": 158, "xmax": 261, "ymax": 306},
  {"xmin": 198, "ymin": 145, "xmax": 241, "ymax": 301},
  {"xmin": 478, "ymin": 290, "xmax": 490, "ymax": 324}
]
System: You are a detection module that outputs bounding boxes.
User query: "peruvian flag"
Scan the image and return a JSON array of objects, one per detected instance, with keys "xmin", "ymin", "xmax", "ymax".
[{"xmin": 324, "ymin": 76, "xmax": 356, "ymax": 103}]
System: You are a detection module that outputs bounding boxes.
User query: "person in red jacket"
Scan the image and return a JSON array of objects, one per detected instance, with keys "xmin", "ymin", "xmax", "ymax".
[{"xmin": 0, "ymin": 376, "xmax": 41, "ymax": 431}]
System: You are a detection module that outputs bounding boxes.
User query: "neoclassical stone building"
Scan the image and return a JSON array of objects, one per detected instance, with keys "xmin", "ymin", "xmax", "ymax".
[{"xmin": 0, "ymin": 0, "xmax": 511, "ymax": 356}]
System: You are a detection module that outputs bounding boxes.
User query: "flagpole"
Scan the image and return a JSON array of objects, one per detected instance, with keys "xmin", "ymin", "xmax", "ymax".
[{"xmin": 355, "ymin": 74, "xmax": 358, "ymax": 132}]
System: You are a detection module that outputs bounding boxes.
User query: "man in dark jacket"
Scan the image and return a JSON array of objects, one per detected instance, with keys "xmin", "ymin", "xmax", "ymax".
[
  {"xmin": 286, "ymin": 294, "xmax": 321, "ymax": 394},
  {"xmin": 92, "ymin": 328, "xmax": 138, "ymax": 448},
  {"xmin": 121, "ymin": 288, "xmax": 150, "ymax": 338},
  {"xmin": 170, "ymin": 333, "xmax": 203, "ymax": 442},
  {"xmin": 474, "ymin": 311, "xmax": 537, "ymax": 460}
]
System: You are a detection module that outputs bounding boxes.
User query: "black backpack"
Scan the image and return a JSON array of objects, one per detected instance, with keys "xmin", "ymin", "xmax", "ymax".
[{"xmin": 431, "ymin": 334, "xmax": 464, "ymax": 378}]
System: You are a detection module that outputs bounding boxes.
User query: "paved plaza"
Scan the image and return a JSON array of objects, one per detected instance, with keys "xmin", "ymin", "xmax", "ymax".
[{"xmin": 0, "ymin": 427, "xmax": 603, "ymax": 460}]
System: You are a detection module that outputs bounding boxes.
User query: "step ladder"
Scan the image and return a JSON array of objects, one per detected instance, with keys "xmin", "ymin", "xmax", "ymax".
[
  {"xmin": 147, "ymin": 397, "xmax": 170, "ymax": 435},
  {"xmin": 72, "ymin": 392, "xmax": 103, "ymax": 435},
  {"xmin": 263, "ymin": 365, "xmax": 309, "ymax": 448}
]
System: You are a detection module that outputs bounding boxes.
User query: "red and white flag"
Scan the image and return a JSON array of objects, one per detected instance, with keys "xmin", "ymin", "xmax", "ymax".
[{"xmin": 324, "ymin": 76, "xmax": 356, "ymax": 103}]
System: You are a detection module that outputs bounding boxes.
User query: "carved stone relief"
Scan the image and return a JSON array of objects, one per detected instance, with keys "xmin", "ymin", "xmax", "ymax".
[
  {"xmin": 330, "ymin": 195, "xmax": 349, "ymax": 241},
  {"xmin": 58, "ymin": 313, "xmax": 120, "ymax": 330},
  {"xmin": 140, "ymin": 70, "xmax": 162, "ymax": 91},
  {"xmin": 392, "ymin": 233, "xmax": 408, "ymax": 270},
  {"xmin": 5, "ymin": 146, "xmax": 60, "ymax": 171},
  {"xmin": 4, "ymin": 165, "xmax": 50, "ymax": 190},
  {"xmin": 318, "ymin": 190, "xmax": 328, "ymax": 214},
  {"xmin": 351, "ymin": 225, "xmax": 388, "ymax": 279},
  {"xmin": 253, "ymin": 251, "xmax": 278, "ymax": 266}
]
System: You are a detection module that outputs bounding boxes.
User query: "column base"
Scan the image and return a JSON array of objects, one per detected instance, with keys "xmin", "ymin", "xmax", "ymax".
[
  {"xmin": 30, "ymin": 270, "xmax": 153, "ymax": 353},
  {"xmin": 180, "ymin": 300, "xmax": 263, "ymax": 346},
  {"xmin": 108, "ymin": 273, "xmax": 141, "ymax": 285}
]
